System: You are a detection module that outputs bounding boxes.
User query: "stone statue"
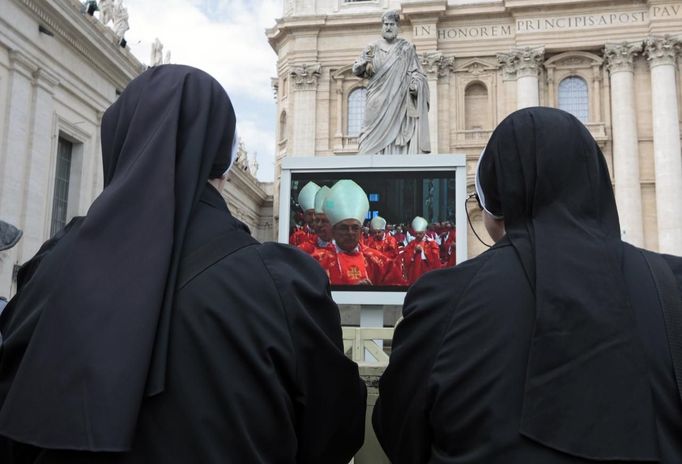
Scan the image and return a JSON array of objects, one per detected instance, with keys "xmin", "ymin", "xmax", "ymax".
[
  {"xmin": 164, "ymin": 50, "xmax": 171, "ymax": 64},
  {"xmin": 250, "ymin": 157, "xmax": 259, "ymax": 177},
  {"xmin": 82, "ymin": 0, "xmax": 98, "ymax": 16},
  {"xmin": 352, "ymin": 10, "xmax": 430, "ymax": 155},
  {"xmin": 113, "ymin": 0, "xmax": 129, "ymax": 43},
  {"xmin": 99, "ymin": 0, "xmax": 114, "ymax": 25},
  {"xmin": 151, "ymin": 38, "xmax": 163, "ymax": 66}
]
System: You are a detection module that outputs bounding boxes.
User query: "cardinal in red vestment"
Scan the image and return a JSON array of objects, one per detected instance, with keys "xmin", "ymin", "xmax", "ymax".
[
  {"xmin": 403, "ymin": 216, "xmax": 441, "ymax": 285},
  {"xmin": 289, "ymin": 181, "xmax": 319, "ymax": 246},
  {"xmin": 365, "ymin": 216, "xmax": 399, "ymax": 259},
  {"xmin": 311, "ymin": 180, "xmax": 404, "ymax": 286}
]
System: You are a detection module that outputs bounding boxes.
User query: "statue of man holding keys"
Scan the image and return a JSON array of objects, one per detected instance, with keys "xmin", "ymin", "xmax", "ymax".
[{"xmin": 352, "ymin": 10, "xmax": 431, "ymax": 155}]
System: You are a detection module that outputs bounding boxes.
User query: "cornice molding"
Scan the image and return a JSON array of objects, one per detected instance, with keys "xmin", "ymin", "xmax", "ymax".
[{"xmin": 16, "ymin": 0, "xmax": 144, "ymax": 86}]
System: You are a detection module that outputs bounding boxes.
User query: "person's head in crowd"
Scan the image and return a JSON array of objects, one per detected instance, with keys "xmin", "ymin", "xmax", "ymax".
[
  {"xmin": 370, "ymin": 216, "xmax": 387, "ymax": 240},
  {"xmin": 324, "ymin": 180, "xmax": 370, "ymax": 252},
  {"xmin": 0, "ymin": 220, "xmax": 22, "ymax": 315},
  {"xmin": 297, "ymin": 181, "xmax": 320, "ymax": 227},
  {"xmin": 313, "ymin": 186, "xmax": 333, "ymax": 243},
  {"xmin": 411, "ymin": 216, "xmax": 428, "ymax": 241},
  {"xmin": 0, "ymin": 220, "xmax": 23, "ymax": 253}
]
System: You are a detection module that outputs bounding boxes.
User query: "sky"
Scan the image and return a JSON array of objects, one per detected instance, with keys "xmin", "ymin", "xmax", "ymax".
[{"xmin": 120, "ymin": 0, "xmax": 282, "ymax": 182}]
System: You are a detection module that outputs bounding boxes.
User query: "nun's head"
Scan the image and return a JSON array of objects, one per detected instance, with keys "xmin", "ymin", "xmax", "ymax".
[{"xmin": 476, "ymin": 107, "xmax": 617, "ymax": 238}]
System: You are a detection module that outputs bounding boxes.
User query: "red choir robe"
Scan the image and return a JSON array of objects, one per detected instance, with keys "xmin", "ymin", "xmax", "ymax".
[
  {"xmin": 289, "ymin": 225, "xmax": 315, "ymax": 246},
  {"xmin": 440, "ymin": 230, "xmax": 457, "ymax": 267},
  {"xmin": 365, "ymin": 234, "xmax": 399, "ymax": 259},
  {"xmin": 402, "ymin": 237, "xmax": 441, "ymax": 285},
  {"xmin": 298, "ymin": 237, "xmax": 334, "ymax": 255},
  {"xmin": 312, "ymin": 244, "xmax": 405, "ymax": 286}
]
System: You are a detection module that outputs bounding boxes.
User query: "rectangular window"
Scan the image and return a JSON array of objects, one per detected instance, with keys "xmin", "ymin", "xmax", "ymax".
[{"xmin": 50, "ymin": 137, "xmax": 73, "ymax": 236}]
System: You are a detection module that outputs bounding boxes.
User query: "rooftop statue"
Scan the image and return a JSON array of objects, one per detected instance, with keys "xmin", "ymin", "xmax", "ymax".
[{"xmin": 352, "ymin": 10, "xmax": 430, "ymax": 155}]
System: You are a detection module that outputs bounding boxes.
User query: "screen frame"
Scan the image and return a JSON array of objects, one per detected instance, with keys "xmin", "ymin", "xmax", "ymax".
[{"xmin": 278, "ymin": 154, "xmax": 468, "ymax": 306}]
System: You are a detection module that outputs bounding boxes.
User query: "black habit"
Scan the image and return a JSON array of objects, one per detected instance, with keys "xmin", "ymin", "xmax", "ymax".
[
  {"xmin": 373, "ymin": 108, "xmax": 682, "ymax": 463},
  {"xmin": 0, "ymin": 65, "xmax": 366, "ymax": 463}
]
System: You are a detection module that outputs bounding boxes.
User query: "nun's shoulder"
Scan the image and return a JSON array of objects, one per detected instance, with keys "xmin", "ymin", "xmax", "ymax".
[
  {"xmin": 661, "ymin": 252, "xmax": 682, "ymax": 294},
  {"xmin": 403, "ymin": 241, "xmax": 514, "ymax": 317},
  {"xmin": 252, "ymin": 241, "xmax": 330, "ymax": 288}
]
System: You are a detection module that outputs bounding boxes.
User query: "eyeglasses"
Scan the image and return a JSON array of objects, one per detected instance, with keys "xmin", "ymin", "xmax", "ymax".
[{"xmin": 465, "ymin": 192, "xmax": 494, "ymax": 248}]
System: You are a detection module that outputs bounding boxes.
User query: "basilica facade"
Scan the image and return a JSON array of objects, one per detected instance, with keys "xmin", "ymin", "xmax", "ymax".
[{"xmin": 267, "ymin": 0, "xmax": 682, "ymax": 258}]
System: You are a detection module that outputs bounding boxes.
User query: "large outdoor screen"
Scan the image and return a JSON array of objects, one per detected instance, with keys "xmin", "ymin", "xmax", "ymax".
[{"xmin": 279, "ymin": 155, "xmax": 467, "ymax": 306}]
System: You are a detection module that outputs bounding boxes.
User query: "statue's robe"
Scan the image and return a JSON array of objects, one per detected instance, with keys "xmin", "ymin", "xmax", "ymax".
[{"xmin": 354, "ymin": 38, "xmax": 430, "ymax": 155}]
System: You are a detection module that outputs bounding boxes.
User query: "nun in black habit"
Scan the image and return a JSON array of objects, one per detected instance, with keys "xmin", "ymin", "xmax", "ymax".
[
  {"xmin": 0, "ymin": 65, "xmax": 366, "ymax": 463},
  {"xmin": 373, "ymin": 107, "xmax": 682, "ymax": 463}
]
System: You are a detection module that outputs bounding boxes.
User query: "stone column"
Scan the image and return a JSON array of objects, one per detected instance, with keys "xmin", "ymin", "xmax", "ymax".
[
  {"xmin": 421, "ymin": 52, "xmax": 452, "ymax": 154},
  {"xmin": 645, "ymin": 35, "xmax": 682, "ymax": 254},
  {"xmin": 498, "ymin": 47, "xmax": 544, "ymax": 109},
  {"xmin": 515, "ymin": 47, "xmax": 544, "ymax": 108},
  {"xmin": 290, "ymin": 63, "xmax": 320, "ymax": 156},
  {"xmin": 604, "ymin": 42, "xmax": 644, "ymax": 247}
]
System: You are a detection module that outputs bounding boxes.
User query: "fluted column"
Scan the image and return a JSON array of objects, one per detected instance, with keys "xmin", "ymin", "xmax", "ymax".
[
  {"xmin": 290, "ymin": 63, "xmax": 321, "ymax": 156},
  {"xmin": 645, "ymin": 35, "xmax": 682, "ymax": 254},
  {"xmin": 604, "ymin": 42, "xmax": 644, "ymax": 246}
]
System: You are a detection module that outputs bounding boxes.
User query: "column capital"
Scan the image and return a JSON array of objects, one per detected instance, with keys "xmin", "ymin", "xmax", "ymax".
[
  {"xmin": 645, "ymin": 35, "xmax": 682, "ymax": 69},
  {"xmin": 497, "ymin": 46, "xmax": 545, "ymax": 79},
  {"xmin": 604, "ymin": 42, "xmax": 642, "ymax": 74},
  {"xmin": 290, "ymin": 63, "xmax": 321, "ymax": 90},
  {"xmin": 420, "ymin": 51, "xmax": 453, "ymax": 78}
]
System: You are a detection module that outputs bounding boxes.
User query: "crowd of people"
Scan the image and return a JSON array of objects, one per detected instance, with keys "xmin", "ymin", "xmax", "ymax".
[
  {"xmin": 289, "ymin": 183, "xmax": 457, "ymax": 286},
  {"xmin": 0, "ymin": 65, "xmax": 680, "ymax": 464}
]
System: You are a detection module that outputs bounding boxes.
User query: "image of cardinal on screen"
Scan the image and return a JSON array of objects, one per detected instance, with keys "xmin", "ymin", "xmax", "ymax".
[{"xmin": 289, "ymin": 171, "xmax": 458, "ymax": 290}]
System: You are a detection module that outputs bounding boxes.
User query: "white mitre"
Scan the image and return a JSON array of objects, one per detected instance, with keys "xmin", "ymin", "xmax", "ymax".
[
  {"xmin": 298, "ymin": 181, "xmax": 320, "ymax": 211},
  {"xmin": 370, "ymin": 216, "xmax": 387, "ymax": 231},
  {"xmin": 411, "ymin": 216, "xmax": 428, "ymax": 233},
  {"xmin": 314, "ymin": 186, "xmax": 332, "ymax": 214},
  {"xmin": 323, "ymin": 180, "xmax": 369, "ymax": 226}
]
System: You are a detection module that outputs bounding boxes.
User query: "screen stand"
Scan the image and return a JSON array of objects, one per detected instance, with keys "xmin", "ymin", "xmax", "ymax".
[{"xmin": 360, "ymin": 305, "xmax": 384, "ymax": 362}]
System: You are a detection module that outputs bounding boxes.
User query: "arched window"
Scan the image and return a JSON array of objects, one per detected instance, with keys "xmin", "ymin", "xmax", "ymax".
[
  {"xmin": 558, "ymin": 76, "xmax": 588, "ymax": 123},
  {"xmin": 279, "ymin": 111, "xmax": 287, "ymax": 141},
  {"xmin": 347, "ymin": 87, "xmax": 367, "ymax": 137},
  {"xmin": 464, "ymin": 82, "xmax": 488, "ymax": 130}
]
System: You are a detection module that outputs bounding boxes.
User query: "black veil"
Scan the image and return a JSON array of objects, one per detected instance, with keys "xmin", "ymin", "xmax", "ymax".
[
  {"xmin": 477, "ymin": 108, "xmax": 657, "ymax": 460},
  {"xmin": 0, "ymin": 65, "xmax": 236, "ymax": 451}
]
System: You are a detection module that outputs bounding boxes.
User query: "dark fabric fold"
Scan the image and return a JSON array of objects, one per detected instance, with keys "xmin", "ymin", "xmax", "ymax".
[
  {"xmin": 0, "ymin": 65, "xmax": 236, "ymax": 451},
  {"xmin": 478, "ymin": 107, "xmax": 658, "ymax": 460}
]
